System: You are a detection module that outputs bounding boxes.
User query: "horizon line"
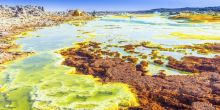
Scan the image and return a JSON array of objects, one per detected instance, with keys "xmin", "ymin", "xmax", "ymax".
[{"xmin": 0, "ymin": 4, "xmax": 220, "ymax": 12}]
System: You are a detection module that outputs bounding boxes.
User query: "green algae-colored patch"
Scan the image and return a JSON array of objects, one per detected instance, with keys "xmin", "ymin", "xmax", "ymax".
[
  {"xmin": 31, "ymin": 73, "xmax": 138, "ymax": 109},
  {"xmin": 0, "ymin": 52, "xmax": 139, "ymax": 110},
  {"xmin": 5, "ymin": 87, "xmax": 32, "ymax": 110}
]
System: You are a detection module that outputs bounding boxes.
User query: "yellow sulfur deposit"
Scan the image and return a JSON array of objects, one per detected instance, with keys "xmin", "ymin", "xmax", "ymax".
[
  {"xmin": 170, "ymin": 13, "xmax": 220, "ymax": 23},
  {"xmin": 170, "ymin": 32, "xmax": 220, "ymax": 40},
  {"xmin": 0, "ymin": 86, "xmax": 6, "ymax": 93}
]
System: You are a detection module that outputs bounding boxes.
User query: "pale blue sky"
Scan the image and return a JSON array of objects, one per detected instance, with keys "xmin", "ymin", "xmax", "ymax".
[{"xmin": 1, "ymin": 0, "xmax": 220, "ymax": 11}]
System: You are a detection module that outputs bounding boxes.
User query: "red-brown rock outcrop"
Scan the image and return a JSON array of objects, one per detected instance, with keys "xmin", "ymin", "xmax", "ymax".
[
  {"xmin": 60, "ymin": 41, "xmax": 220, "ymax": 110},
  {"xmin": 167, "ymin": 56, "xmax": 220, "ymax": 73}
]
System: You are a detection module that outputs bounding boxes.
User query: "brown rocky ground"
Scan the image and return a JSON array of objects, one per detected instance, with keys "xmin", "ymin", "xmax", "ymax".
[
  {"xmin": 60, "ymin": 41, "xmax": 220, "ymax": 110},
  {"xmin": 174, "ymin": 43, "xmax": 220, "ymax": 54},
  {"xmin": 0, "ymin": 52, "xmax": 33, "ymax": 64},
  {"xmin": 167, "ymin": 56, "xmax": 220, "ymax": 73}
]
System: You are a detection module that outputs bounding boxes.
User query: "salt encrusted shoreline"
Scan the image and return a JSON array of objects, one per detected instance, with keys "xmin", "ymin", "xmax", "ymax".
[{"xmin": 0, "ymin": 5, "xmax": 93, "ymax": 69}]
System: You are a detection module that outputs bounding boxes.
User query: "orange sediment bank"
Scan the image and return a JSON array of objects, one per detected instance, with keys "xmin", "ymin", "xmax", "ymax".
[{"xmin": 60, "ymin": 41, "xmax": 220, "ymax": 110}]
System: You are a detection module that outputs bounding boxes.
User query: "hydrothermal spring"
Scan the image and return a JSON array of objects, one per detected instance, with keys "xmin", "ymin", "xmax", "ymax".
[{"xmin": 0, "ymin": 15, "xmax": 220, "ymax": 109}]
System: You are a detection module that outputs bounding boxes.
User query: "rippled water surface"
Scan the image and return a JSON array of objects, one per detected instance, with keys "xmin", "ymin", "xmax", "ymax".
[{"xmin": 0, "ymin": 15, "xmax": 220, "ymax": 109}]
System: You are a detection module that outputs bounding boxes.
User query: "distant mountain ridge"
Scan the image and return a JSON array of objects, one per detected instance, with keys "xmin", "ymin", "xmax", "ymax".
[
  {"xmin": 93, "ymin": 6, "xmax": 220, "ymax": 15},
  {"xmin": 136, "ymin": 6, "xmax": 220, "ymax": 13}
]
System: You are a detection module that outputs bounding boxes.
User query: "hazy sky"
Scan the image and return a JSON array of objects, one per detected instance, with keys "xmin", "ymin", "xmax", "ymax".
[{"xmin": 1, "ymin": 0, "xmax": 220, "ymax": 11}]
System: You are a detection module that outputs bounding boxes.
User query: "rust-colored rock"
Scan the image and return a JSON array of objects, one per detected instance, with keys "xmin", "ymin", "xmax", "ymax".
[
  {"xmin": 136, "ymin": 60, "xmax": 149, "ymax": 74},
  {"xmin": 60, "ymin": 41, "xmax": 220, "ymax": 110},
  {"xmin": 192, "ymin": 102, "xmax": 215, "ymax": 110},
  {"xmin": 127, "ymin": 56, "xmax": 139, "ymax": 64},
  {"xmin": 154, "ymin": 60, "xmax": 164, "ymax": 65},
  {"xmin": 157, "ymin": 70, "xmax": 166, "ymax": 79},
  {"xmin": 175, "ymin": 43, "xmax": 220, "ymax": 54},
  {"xmin": 121, "ymin": 44, "xmax": 136, "ymax": 53},
  {"xmin": 167, "ymin": 56, "xmax": 220, "ymax": 73}
]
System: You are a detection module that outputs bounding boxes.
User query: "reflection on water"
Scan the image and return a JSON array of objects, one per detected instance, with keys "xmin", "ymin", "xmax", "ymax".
[{"xmin": 0, "ymin": 15, "xmax": 220, "ymax": 109}]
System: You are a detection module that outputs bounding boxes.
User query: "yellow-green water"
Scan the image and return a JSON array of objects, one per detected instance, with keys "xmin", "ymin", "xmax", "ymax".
[
  {"xmin": 0, "ymin": 23, "xmax": 139, "ymax": 109},
  {"xmin": 0, "ymin": 52, "xmax": 138, "ymax": 110}
]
